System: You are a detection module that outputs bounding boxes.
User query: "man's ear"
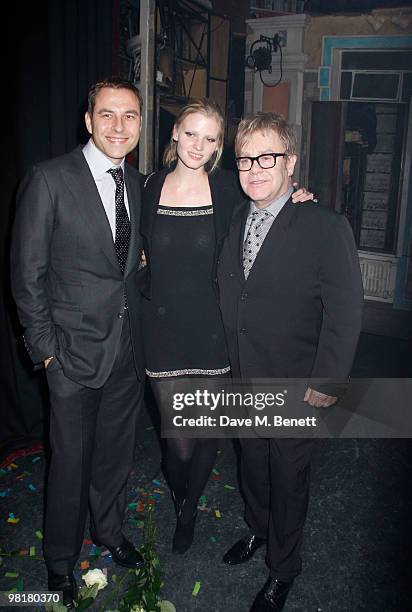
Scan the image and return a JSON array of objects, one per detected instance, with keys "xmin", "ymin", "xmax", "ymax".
[
  {"xmin": 286, "ymin": 154, "xmax": 297, "ymax": 177},
  {"xmin": 85, "ymin": 112, "xmax": 92, "ymax": 135}
]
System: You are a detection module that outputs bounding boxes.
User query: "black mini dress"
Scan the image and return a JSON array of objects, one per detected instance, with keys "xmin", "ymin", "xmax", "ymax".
[{"xmin": 142, "ymin": 204, "xmax": 230, "ymax": 379}]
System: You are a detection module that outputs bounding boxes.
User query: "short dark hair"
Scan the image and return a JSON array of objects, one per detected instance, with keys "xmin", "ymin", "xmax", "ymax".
[{"xmin": 87, "ymin": 77, "xmax": 143, "ymax": 115}]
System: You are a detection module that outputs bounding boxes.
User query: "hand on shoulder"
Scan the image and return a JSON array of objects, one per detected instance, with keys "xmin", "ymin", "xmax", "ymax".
[{"xmin": 291, "ymin": 183, "xmax": 317, "ymax": 204}]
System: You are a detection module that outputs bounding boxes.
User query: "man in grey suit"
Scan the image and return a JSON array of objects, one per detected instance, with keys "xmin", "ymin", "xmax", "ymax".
[{"xmin": 11, "ymin": 77, "xmax": 146, "ymax": 607}]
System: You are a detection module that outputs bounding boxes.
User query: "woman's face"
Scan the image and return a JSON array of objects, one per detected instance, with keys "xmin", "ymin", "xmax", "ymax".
[{"xmin": 173, "ymin": 112, "xmax": 220, "ymax": 170}]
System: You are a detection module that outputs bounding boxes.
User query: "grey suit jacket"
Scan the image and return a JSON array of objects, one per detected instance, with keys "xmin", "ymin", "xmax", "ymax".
[{"xmin": 11, "ymin": 146, "xmax": 145, "ymax": 388}]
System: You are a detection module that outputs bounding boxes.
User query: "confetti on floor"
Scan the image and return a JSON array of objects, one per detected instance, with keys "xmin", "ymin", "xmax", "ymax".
[
  {"xmin": 128, "ymin": 518, "xmax": 140, "ymax": 525},
  {"xmin": 192, "ymin": 581, "xmax": 201, "ymax": 597},
  {"xmin": 7, "ymin": 513, "xmax": 20, "ymax": 524},
  {"xmin": 14, "ymin": 471, "xmax": 31, "ymax": 481}
]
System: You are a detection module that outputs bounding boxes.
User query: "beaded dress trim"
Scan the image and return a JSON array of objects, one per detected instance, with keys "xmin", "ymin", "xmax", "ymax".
[
  {"xmin": 146, "ymin": 366, "xmax": 230, "ymax": 378},
  {"xmin": 157, "ymin": 205, "xmax": 213, "ymax": 216}
]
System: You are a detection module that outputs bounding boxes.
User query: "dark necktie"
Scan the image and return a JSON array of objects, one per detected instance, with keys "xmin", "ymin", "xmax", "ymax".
[
  {"xmin": 107, "ymin": 167, "xmax": 131, "ymax": 274},
  {"xmin": 243, "ymin": 209, "xmax": 270, "ymax": 279}
]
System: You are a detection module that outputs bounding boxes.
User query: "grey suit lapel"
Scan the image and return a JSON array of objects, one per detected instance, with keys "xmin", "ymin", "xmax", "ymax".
[{"xmin": 62, "ymin": 148, "xmax": 120, "ymax": 272}]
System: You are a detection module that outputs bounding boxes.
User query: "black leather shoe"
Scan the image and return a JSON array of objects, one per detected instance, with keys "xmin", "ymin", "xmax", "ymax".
[
  {"xmin": 250, "ymin": 577, "xmax": 294, "ymax": 612},
  {"xmin": 222, "ymin": 534, "xmax": 266, "ymax": 565},
  {"xmin": 107, "ymin": 538, "xmax": 144, "ymax": 568},
  {"xmin": 172, "ymin": 509, "xmax": 197, "ymax": 554},
  {"xmin": 48, "ymin": 571, "xmax": 77, "ymax": 609}
]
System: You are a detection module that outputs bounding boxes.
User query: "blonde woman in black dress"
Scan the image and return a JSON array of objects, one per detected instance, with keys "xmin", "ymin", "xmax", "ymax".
[{"xmin": 141, "ymin": 99, "xmax": 312, "ymax": 554}]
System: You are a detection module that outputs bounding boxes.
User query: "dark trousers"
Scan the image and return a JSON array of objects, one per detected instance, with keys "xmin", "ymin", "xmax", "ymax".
[
  {"xmin": 240, "ymin": 437, "xmax": 315, "ymax": 581},
  {"xmin": 43, "ymin": 314, "xmax": 143, "ymax": 574}
]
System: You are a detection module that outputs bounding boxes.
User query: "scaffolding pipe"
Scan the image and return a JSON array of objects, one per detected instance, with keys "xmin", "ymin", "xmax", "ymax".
[{"xmin": 139, "ymin": 0, "xmax": 156, "ymax": 174}]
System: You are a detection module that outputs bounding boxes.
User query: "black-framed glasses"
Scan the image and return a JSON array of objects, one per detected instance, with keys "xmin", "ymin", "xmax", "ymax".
[{"xmin": 235, "ymin": 152, "xmax": 287, "ymax": 171}]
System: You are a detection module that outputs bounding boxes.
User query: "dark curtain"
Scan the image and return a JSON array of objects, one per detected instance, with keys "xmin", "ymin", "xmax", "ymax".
[{"xmin": 0, "ymin": 0, "xmax": 117, "ymax": 458}]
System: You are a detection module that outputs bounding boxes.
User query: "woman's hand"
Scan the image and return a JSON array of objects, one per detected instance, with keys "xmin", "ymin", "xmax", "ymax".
[{"xmin": 291, "ymin": 183, "xmax": 317, "ymax": 203}]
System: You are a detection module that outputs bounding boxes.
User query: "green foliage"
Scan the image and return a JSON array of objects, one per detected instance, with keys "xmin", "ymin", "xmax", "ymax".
[
  {"xmin": 44, "ymin": 603, "xmax": 67, "ymax": 612},
  {"xmin": 97, "ymin": 507, "xmax": 175, "ymax": 612},
  {"xmin": 117, "ymin": 509, "xmax": 162, "ymax": 612},
  {"xmin": 74, "ymin": 584, "xmax": 100, "ymax": 610},
  {"xmin": 74, "ymin": 596, "xmax": 95, "ymax": 611}
]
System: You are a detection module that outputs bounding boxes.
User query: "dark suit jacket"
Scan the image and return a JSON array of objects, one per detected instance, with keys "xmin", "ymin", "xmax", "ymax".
[
  {"xmin": 11, "ymin": 146, "xmax": 145, "ymax": 388},
  {"xmin": 140, "ymin": 166, "xmax": 242, "ymax": 299},
  {"xmin": 217, "ymin": 196, "xmax": 364, "ymax": 395}
]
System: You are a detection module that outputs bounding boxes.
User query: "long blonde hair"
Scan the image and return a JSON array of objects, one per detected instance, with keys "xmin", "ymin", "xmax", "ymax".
[{"xmin": 163, "ymin": 98, "xmax": 225, "ymax": 173}]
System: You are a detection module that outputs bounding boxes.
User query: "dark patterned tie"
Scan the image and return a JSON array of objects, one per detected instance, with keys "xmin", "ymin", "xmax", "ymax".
[
  {"xmin": 243, "ymin": 209, "xmax": 270, "ymax": 279},
  {"xmin": 107, "ymin": 167, "xmax": 131, "ymax": 274}
]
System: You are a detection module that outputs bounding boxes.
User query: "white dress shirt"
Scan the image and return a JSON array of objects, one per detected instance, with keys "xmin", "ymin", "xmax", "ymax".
[{"xmin": 82, "ymin": 139, "xmax": 130, "ymax": 240}]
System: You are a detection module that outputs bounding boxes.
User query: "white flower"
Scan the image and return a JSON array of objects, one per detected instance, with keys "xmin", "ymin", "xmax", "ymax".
[
  {"xmin": 160, "ymin": 602, "xmax": 176, "ymax": 612},
  {"xmin": 81, "ymin": 568, "xmax": 108, "ymax": 590}
]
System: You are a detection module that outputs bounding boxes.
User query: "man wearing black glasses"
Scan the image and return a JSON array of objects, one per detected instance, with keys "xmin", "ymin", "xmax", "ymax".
[{"xmin": 218, "ymin": 113, "xmax": 363, "ymax": 611}]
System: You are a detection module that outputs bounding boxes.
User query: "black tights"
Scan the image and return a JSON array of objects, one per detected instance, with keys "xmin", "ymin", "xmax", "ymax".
[{"xmin": 151, "ymin": 378, "xmax": 219, "ymax": 522}]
